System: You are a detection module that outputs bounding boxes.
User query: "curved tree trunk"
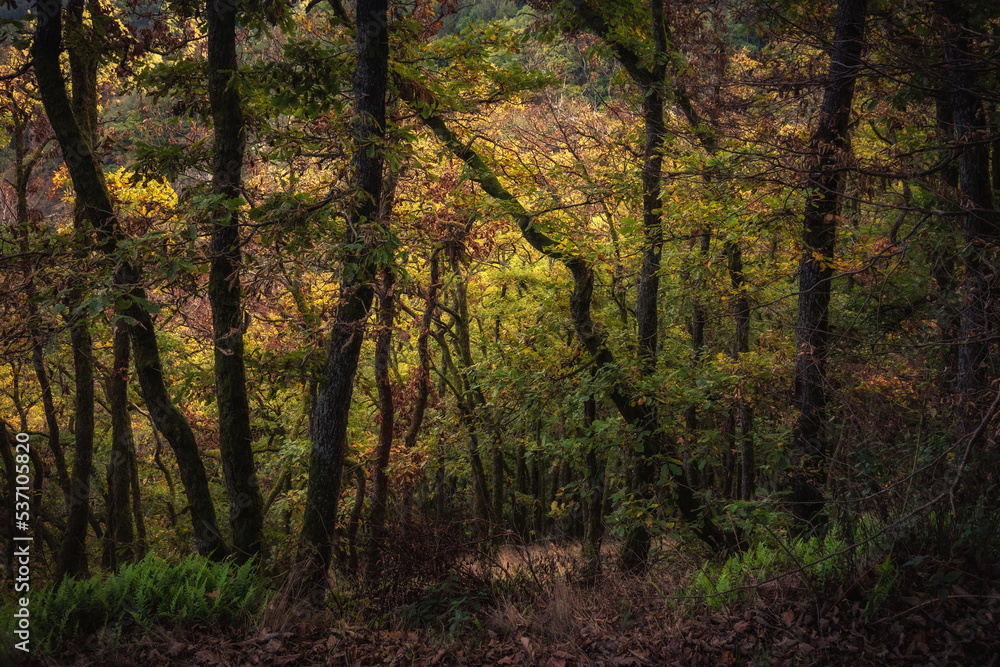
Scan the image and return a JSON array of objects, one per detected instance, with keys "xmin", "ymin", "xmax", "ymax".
[
  {"xmin": 55, "ymin": 0, "xmax": 100, "ymax": 582},
  {"xmin": 299, "ymin": 0, "xmax": 389, "ymax": 582},
  {"xmin": 12, "ymin": 113, "xmax": 71, "ymax": 506},
  {"xmin": 33, "ymin": 0, "xmax": 227, "ymax": 559},
  {"xmin": 403, "ymin": 251, "xmax": 440, "ymax": 449},
  {"xmin": 404, "ymin": 91, "xmax": 730, "ymax": 557}
]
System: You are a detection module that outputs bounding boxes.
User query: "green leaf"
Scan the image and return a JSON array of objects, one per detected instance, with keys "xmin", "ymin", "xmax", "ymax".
[{"xmin": 130, "ymin": 294, "xmax": 162, "ymax": 315}]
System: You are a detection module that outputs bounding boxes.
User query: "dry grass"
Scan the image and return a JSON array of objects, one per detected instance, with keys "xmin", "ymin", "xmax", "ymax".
[{"xmin": 470, "ymin": 537, "xmax": 700, "ymax": 652}]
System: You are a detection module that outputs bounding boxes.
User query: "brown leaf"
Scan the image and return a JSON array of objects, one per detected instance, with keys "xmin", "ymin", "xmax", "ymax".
[
  {"xmin": 781, "ymin": 610, "xmax": 795, "ymax": 625},
  {"xmin": 733, "ymin": 621, "xmax": 750, "ymax": 633},
  {"xmin": 205, "ymin": 589, "xmax": 221, "ymax": 599}
]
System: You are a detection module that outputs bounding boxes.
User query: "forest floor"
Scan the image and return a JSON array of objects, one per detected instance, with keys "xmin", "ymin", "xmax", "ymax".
[{"xmin": 15, "ymin": 539, "xmax": 1000, "ymax": 666}]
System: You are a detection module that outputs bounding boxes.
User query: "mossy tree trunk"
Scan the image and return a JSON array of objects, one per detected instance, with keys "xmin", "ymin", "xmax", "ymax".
[
  {"xmin": 55, "ymin": 0, "xmax": 100, "ymax": 582},
  {"xmin": 299, "ymin": 0, "xmax": 389, "ymax": 581},
  {"xmin": 206, "ymin": 0, "xmax": 264, "ymax": 562},
  {"xmin": 366, "ymin": 268, "xmax": 396, "ymax": 571},
  {"xmin": 102, "ymin": 322, "xmax": 138, "ymax": 570}
]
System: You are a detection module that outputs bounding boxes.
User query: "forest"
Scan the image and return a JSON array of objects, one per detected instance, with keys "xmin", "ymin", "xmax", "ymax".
[{"xmin": 2, "ymin": 0, "xmax": 1000, "ymax": 664}]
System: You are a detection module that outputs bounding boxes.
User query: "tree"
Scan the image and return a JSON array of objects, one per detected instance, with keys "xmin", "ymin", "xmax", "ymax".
[
  {"xmin": 365, "ymin": 266, "xmax": 395, "ymax": 570},
  {"xmin": 936, "ymin": 1, "xmax": 1000, "ymax": 438},
  {"xmin": 299, "ymin": 0, "xmax": 390, "ymax": 581},
  {"xmin": 54, "ymin": 0, "xmax": 102, "ymax": 580},
  {"xmin": 206, "ymin": 0, "xmax": 264, "ymax": 562},
  {"xmin": 790, "ymin": 0, "xmax": 869, "ymax": 531}
]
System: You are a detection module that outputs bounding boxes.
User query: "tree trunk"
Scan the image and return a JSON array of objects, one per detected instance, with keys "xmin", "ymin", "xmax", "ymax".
[
  {"xmin": 791, "ymin": 0, "xmax": 868, "ymax": 531},
  {"xmin": 14, "ymin": 119, "xmax": 70, "ymax": 506},
  {"xmin": 55, "ymin": 0, "xmax": 100, "ymax": 581},
  {"xmin": 727, "ymin": 241, "xmax": 755, "ymax": 500},
  {"xmin": 103, "ymin": 323, "xmax": 137, "ymax": 570},
  {"xmin": 407, "ymin": 95, "xmax": 729, "ymax": 557},
  {"xmin": 30, "ymin": 339, "xmax": 70, "ymax": 506},
  {"xmin": 514, "ymin": 442, "xmax": 529, "ymax": 536},
  {"xmin": 206, "ymin": 0, "xmax": 264, "ymax": 562},
  {"xmin": 299, "ymin": 0, "xmax": 388, "ymax": 580},
  {"xmin": 346, "ymin": 467, "xmax": 366, "ymax": 574},
  {"xmin": 403, "ymin": 251, "xmax": 440, "ymax": 449},
  {"xmin": 366, "ymin": 268, "xmax": 396, "ymax": 571},
  {"xmin": 582, "ymin": 390, "xmax": 605, "ymax": 566},
  {"xmin": 435, "ymin": 320, "xmax": 493, "ymax": 526},
  {"xmin": 33, "ymin": 0, "xmax": 227, "ymax": 560},
  {"xmin": 56, "ymin": 313, "xmax": 94, "ymax": 581},
  {"xmin": 492, "ymin": 448, "xmax": 505, "ymax": 527},
  {"xmin": 940, "ymin": 3, "xmax": 1000, "ymax": 438}
]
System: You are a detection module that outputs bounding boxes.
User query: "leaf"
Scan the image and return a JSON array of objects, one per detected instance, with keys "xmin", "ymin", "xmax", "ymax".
[
  {"xmin": 781, "ymin": 610, "xmax": 795, "ymax": 625},
  {"xmin": 86, "ymin": 297, "xmax": 107, "ymax": 317},
  {"xmin": 129, "ymin": 294, "xmax": 162, "ymax": 315}
]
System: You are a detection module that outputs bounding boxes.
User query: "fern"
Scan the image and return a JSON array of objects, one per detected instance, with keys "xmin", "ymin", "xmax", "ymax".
[{"xmin": 1, "ymin": 553, "xmax": 271, "ymax": 652}]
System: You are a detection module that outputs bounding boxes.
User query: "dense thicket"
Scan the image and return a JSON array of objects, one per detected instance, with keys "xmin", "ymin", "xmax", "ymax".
[{"xmin": 2, "ymin": 0, "xmax": 999, "ymax": 609}]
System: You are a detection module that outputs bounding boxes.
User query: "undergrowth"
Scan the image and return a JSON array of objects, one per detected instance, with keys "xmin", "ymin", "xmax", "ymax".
[
  {"xmin": 1, "ymin": 553, "xmax": 268, "ymax": 654},
  {"xmin": 683, "ymin": 529, "xmax": 860, "ymax": 610}
]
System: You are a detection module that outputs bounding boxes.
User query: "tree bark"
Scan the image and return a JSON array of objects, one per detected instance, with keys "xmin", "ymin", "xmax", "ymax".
[
  {"xmin": 621, "ymin": 49, "xmax": 670, "ymax": 568},
  {"xmin": 366, "ymin": 268, "xmax": 396, "ymax": 571},
  {"xmin": 30, "ymin": 338, "xmax": 70, "ymax": 505},
  {"xmin": 582, "ymin": 391, "xmax": 604, "ymax": 568},
  {"xmin": 299, "ymin": 0, "xmax": 389, "ymax": 580},
  {"xmin": 939, "ymin": 2, "xmax": 1000, "ymax": 437},
  {"xmin": 727, "ymin": 242, "xmax": 755, "ymax": 500},
  {"xmin": 403, "ymin": 251, "xmax": 440, "ymax": 449},
  {"xmin": 56, "ymin": 311, "xmax": 94, "ymax": 581},
  {"xmin": 206, "ymin": 0, "xmax": 264, "ymax": 562},
  {"xmin": 345, "ymin": 466, "xmax": 366, "ymax": 574},
  {"xmin": 103, "ymin": 322, "xmax": 137, "ymax": 570},
  {"xmin": 434, "ymin": 326, "xmax": 493, "ymax": 525},
  {"xmin": 55, "ymin": 0, "xmax": 100, "ymax": 582},
  {"xmin": 12, "ymin": 109, "xmax": 70, "ymax": 505},
  {"xmin": 791, "ymin": 0, "xmax": 868, "ymax": 531}
]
